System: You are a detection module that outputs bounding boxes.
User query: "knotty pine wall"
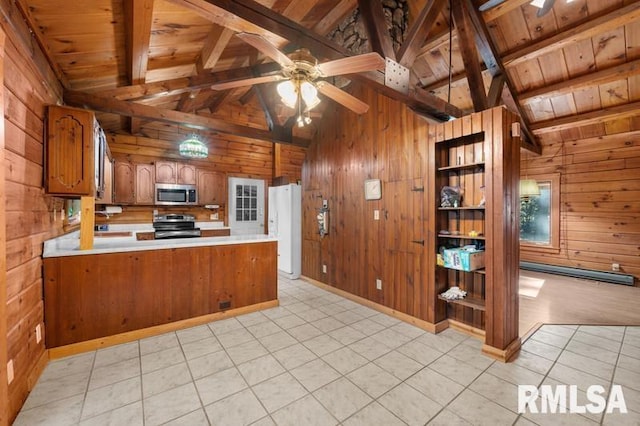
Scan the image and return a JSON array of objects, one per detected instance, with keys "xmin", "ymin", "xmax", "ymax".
[
  {"xmin": 1, "ymin": 3, "xmax": 65, "ymax": 421},
  {"xmin": 302, "ymin": 83, "xmax": 433, "ymax": 321},
  {"xmin": 521, "ymin": 126, "xmax": 640, "ymax": 282},
  {"xmin": 104, "ymin": 133, "xmax": 305, "ymax": 225}
]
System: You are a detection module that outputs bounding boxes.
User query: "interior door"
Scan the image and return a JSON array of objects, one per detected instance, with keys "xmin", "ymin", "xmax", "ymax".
[{"xmin": 228, "ymin": 177, "xmax": 265, "ymax": 235}]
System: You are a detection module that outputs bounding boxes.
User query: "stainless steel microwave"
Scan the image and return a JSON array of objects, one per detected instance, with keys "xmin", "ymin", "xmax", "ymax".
[{"xmin": 155, "ymin": 183, "xmax": 198, "ymax": 205}]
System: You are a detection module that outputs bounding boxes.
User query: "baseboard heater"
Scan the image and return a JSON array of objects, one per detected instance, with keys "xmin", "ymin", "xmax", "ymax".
[{"xmin": 520, "ymin": 261, "xmax": 635, "ymax": 286}]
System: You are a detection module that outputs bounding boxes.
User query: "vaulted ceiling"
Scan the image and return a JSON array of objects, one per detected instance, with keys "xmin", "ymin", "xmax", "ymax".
[{"xmin": 16, "ymin": 0, "xmax": 640, "ymax": 150}]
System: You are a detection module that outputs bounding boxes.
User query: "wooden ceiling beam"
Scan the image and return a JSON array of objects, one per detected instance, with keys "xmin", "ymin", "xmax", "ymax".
[
  {"xmin": 451, "ymin": 0, "xmax": 487, "ymax": 111},
  {"xmin": 397, "ymin": 0, "xmax": 447, "ymax": 68},
  {"xmin": 94, "ymin": 62, "xmax": 281, "ymax": 102},
  {"xmin": 124, "ymin": 0, "xmax": 154, "ymax": 85},
  {"xmin": 172, "ymin": 0, "xmax": 462, "ymax": 120},
  {"xmin": 163, "ymin": 0, "xmax": 288, "ymax": 47},
  {"xmin": 463, "ymin": 0, "xmax": 540, "ymax": 154},
  {"xmin": 531, "ymin": 100, "xmax": 640, "ymax": 135},
  {"xmin": 487, "ymin": 73, "xmax": 505, "ymax": 108},
  {"xmin": 198, "ymin": 24, "xmax": 235, "ymax": 71},
  {"xmin": 504, "ymin": 1, "xmax": 640, "ymax": 68},
  {"xmin": 520, "ymin": 58, "xmax": 640, "ymax": 104},
  {"xmin": 64, "ymin": 90, "xmax": 307, "ymax": 146},
  {"xmin": 283, "ymin": 0, "xmax": 321, "ymax": 23},
  {"xmin": 358, "ymin": 0, "xmax": 396, "ymax": 61},
  {"xmin": 207, "ymin": 90, "xmax": 233, "ymax": 113},
  {"xmin": 313, "ymin": 0, "xmax": 357, "ymax": 35},
  {"xmin": 481, "ymin": 0, "xmax": 530, "ymax": 22},
  {"xmin": 253, "ymin": 83, "xmax": 277, "ymax": 130}
]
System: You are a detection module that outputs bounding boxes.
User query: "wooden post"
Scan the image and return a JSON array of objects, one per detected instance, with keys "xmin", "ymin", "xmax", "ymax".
[
  {"xmin": 79, "ymin": 196, "xmax": 95, "ymax": 250},
  {"xmin": 273, "ymin": 142, "xmax": 282, "ymax": 180}
]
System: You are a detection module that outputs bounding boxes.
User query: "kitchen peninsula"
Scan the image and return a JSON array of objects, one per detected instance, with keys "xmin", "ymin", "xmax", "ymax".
[{"xmin": 42, "ymin": 227, "xmax": 277, "ymax": 352}]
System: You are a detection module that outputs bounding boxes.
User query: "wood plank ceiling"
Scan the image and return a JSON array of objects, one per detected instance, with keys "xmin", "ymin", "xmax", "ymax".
[{"xmin": 16, "ymin": 0, "xmax": 640, "ymax": 149}]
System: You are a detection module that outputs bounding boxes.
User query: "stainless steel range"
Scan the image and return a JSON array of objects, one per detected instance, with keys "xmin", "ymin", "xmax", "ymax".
[{"xmin": 153, "ymin": 214, "xmax": 201, "ymax": 239}]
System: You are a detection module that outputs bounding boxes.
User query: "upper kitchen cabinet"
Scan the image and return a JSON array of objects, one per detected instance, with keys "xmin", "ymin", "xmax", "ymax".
[
  {"xmin": 113, "ymin": 160, "xmax": 155, "ymax": 205},
  {"xmin": 197, "ymin": 169, "xmax": 226, "ymax": 205},
  {"xmin": 135, "ymin": 163, "xmax": 155, "ymax": 204},
  {"xmin": 46, "ymin": 105, "xmax": 106, "ymax": 197},
  {"xmin": 113, "ymin": 160, "xmax": 135, "ymax": 204},
  {"xmin": 155, "ymin": 161, "xmax": 196, "ymax": 185}
]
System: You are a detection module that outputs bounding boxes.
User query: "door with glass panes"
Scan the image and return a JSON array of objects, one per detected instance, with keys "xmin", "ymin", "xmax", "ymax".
[{"xmin": 228, "ymin": 177, "xmax": 265, "ymax": 235}]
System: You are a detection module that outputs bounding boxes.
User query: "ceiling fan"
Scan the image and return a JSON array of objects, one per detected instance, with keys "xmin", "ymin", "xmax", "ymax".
[
  {"xmin": 210, "ymin": 33, "xmax": 386, "ymax": 127},
  {"xmin": 478, "ymin": 0, "xmax": 556, "ymax": 17}
]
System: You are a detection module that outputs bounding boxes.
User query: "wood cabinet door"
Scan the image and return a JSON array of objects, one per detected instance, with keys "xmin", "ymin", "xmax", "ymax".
[
  {"xmin": 177, "ymin": 163, "xmax": 197, "ymax": 185},
  {"xmin": 155, "ymin": 161, "xmax": 177, "ymax": 184},
  {"xmin": 136, "ymin": 163, "xmax": 156, "ymax": 204},
  {"xmin": 46, "ymin": 105, "xmax": 95, "ymax": 195},
  {"xmin": 197, "ymin": 169, "xmax": 226, "ymax": 205},
  {"xmin": 114, "ymin": 160, "xmax": 136, "ymax": 204}
]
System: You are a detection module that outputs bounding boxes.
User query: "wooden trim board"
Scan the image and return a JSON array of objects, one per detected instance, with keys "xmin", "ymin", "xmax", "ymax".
[
  {"xmin": 48, "ymin": 299, "xmax": 278, "ymax": 359},
  {"xmin": 302, "ymin": 276, "xmax": 449, "ymax": 334},
  {"xmin": 482, "ymin": 337, "xmax": 522, "ymax": 362}
]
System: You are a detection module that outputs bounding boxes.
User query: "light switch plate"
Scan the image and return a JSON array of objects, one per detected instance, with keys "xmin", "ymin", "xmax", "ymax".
[
  {"xmin": 374, "ymin": 210, "xmax": 380, "ymax": 220},
  {"xmin": 7, "ymin": 360, "xmax": 14, "ymax": 384},
  {"xmin": 35, "ymin": 324, "xmax": 42, "ymax": 344}
]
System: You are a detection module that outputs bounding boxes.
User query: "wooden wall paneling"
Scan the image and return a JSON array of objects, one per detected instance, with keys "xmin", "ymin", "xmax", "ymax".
[
  {"xmin": 0, "ymin": 9, "xmax": 64, "ymax": 421},
  {"xmin": 521, "ymin": 128, "xmax": 640, "ymax": 281},
  {"xmin": 0, "ymin": 26, "xmax": 7, "ymax": 426}
]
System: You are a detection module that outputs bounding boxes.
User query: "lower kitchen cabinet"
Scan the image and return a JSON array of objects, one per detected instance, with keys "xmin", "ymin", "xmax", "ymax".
[{"xmin": 43, "ymin": 242, "xmax": 277, "ymax": 347}]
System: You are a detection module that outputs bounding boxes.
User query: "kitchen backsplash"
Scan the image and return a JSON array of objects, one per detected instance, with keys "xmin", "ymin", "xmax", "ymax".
[{"xmin": 94, "ymin": 205, "xmax": 226, "ymax": 225}]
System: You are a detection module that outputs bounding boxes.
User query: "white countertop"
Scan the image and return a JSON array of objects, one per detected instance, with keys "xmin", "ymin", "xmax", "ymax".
[{"xmin": 43, "ymin": 223, "xmax": 274, "ymax": 258}]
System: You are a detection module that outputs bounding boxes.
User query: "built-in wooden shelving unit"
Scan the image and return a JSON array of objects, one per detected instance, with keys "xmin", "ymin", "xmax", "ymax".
[{"xmin": 427, "ymin": 106, "xmax": 521, "ymax": 362}]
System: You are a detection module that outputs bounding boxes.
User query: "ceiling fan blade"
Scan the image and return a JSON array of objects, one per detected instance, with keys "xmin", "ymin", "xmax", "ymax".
[
  {"xmin": 211, "ymin": 74, "xmax": 285, "ymax": 91},
  {"xmin": 536, "ymin": 0, "xmax": 556, "ymax": 17},
  {"xmin": 478, "ymin": 0, "xmax": 506, "ymax": 12},
  {"xmin": 316, "ymin": 81, "xmax": 369, "ymax": 114},
  {"xmin": 317, "ymin": 52, "xmax": 385, "ymax": 78},
  {"xmin": 236, "ymin": 33, "xmax": 294, "ymax": 68}
]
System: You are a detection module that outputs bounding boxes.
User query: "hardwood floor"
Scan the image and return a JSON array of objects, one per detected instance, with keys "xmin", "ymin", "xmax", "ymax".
[{"xmin": 519, "ymin": 270, "xmax": 640, "ymax": 336}]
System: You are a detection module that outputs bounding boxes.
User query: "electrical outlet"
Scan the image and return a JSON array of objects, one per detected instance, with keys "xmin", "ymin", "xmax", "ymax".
[
  {"xmin": 376, "ymin": 279, "xmax": 382, "ymax": 290},
  {"xmin": 322, "ymin": 264, "xmax": 327, "ymax": 274},
  {"xmin": 35, "ymin": 324, "xmax": 42, "ymax": 344},
  {"xmin": 612, "ymin": 263, "xmax": 620, "ymax": 272},
  {"xmin": 7, "ymin": 360, "xmax": 14, "ymax": 384},
  {"xmin": 374, "ymin": 210, "xmax": 380, "ymax": 220}
]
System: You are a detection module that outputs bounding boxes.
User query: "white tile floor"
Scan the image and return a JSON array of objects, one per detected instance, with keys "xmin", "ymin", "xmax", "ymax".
[{"xmin": 14, "ymin": 276, "xmax": 640, "ymax": 425}]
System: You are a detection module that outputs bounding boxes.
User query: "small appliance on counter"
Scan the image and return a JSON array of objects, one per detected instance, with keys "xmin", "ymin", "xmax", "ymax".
[{"xmin": 152, "ymin": 213, "xmax": 201, "ymax": 239}]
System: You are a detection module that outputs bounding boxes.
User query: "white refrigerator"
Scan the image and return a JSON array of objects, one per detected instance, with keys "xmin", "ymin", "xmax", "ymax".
[{"xmin": 268, "ymin": 184, "xmax": 302, "ymax": 279}]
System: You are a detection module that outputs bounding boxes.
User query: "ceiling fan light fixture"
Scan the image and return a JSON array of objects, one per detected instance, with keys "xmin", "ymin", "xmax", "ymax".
[
  {"xmin": 277, "ymin": 80, "xmax": 297, "ymax": 109},
  {"xmin": 300, "ymin": 81, "xmax": 320, "ymax": 111},
  {"xmin": 530, "ymin": 0, "xmax": 546, "ymax": 8}
]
